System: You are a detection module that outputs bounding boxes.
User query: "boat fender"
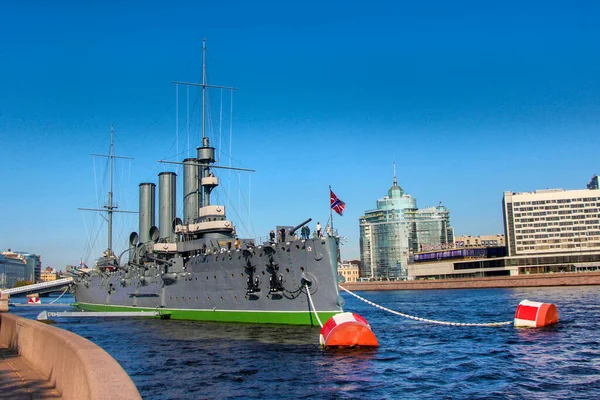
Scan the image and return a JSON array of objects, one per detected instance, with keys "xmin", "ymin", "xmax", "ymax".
[
  {"xmin": 514, "ymin": 299, "xmax": 559, "ymax": 328},
  {"xmin": 319, "ymin": 312, "xmax": 379, "ymax": 348}
]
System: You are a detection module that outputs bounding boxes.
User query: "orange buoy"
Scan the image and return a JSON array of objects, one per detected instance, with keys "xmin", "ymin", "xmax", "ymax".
[
  {"xmin": 319, "ymin": 312, "xmax": 379, "ymax": 348},
  {"xmin": 514, "ymin": 299, "xmax": 559, "ymax": 328}
]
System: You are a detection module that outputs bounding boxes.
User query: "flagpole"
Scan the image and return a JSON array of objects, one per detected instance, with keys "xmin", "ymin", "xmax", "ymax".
[{"xmin": 329, "ymin": 185, "xmax": 333, "ymax": 235}]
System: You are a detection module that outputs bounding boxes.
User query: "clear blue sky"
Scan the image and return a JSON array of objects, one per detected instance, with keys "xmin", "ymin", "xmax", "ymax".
[{"xmin": 1, "ymin": 1, "xmax": 599, "ymax": 270}]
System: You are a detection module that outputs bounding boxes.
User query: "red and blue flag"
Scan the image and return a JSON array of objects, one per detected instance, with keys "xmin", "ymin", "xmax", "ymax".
[{"xmin": 330, "ymin": 189, "xmax": 346, "ymax": 216}]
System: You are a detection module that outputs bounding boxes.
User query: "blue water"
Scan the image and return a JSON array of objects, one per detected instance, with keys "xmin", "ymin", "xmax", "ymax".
[{"xmin": 9, "ymin": 286, "xmax": 600, "ymax": 399}]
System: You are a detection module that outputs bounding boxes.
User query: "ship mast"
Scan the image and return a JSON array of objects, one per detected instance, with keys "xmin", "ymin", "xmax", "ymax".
[
  {"xmin": 108, "ymin": 125, "xmax": 115, "ymax": 252},
  {"xmin": 79, "ymin": 126, "xmax": 135, "ymax": 261},
  {"xmin": 173, "ymin": 39, "xmax": 238, "ymax": 209}
]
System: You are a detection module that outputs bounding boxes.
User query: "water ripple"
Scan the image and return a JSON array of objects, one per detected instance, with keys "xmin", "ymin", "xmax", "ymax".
[{"xmin": 9, "ymin": 286, "xmax": 600, "ymax": 399}]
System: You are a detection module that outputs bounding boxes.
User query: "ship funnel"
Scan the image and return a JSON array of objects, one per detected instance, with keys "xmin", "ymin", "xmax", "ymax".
[
  {"xmin": 183, "ymin": 158, "xmax": 199, "ymax": 225},
  {"xmin": 128, "ymin": 232, "xmax": 139, "ymax": 262},
  {"xmin": 158, "ymin": 172, "xmax": 177, "ymax": 242},
  {"xmin": 139, "ymin": 182, "xmax": 156, "ymax": 244}
]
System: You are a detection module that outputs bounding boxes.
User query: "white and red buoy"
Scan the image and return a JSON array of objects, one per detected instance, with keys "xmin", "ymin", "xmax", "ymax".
[
  {"xmin": 27, "ymin": 297, "xmax": 41, "ymax": 304},
  {"xmin": 514, "ymin": 299, "xmax": 559, "ymax": 328},
  {"xmin": 320, "ymin": 312, "xmax": 379, "ymax": 348}
]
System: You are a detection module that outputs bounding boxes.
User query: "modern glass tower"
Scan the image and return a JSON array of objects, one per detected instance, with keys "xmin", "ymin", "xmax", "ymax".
[{"xmin": 359, "ymin": 174, "xmax": 453, "ymax": 280}]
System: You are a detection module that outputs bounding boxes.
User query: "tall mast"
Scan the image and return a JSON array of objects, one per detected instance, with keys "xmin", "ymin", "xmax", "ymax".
[
  {"xmin": 202, "ymin": 38, "xmax": 207, "ymax": 139},
  {"xmin": 79, "ymin": 126, "xmax": 135, "ymax": 261},
  {"xmin": 108, "ymin": 125, "xmax": 115, "ymax": 253},
  {"xmin": 329, "ymin": 185, "xmax": 333, "ymax": 234},
  {"xmin": 172, "ymin": 39, "xmax": 238, "ymax": 210}
]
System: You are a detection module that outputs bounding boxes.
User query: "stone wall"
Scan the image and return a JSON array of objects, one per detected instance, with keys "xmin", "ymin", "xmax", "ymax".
[
  {"xmin": 0, "ymin": 294, "xmax": 8, "ymax": 312},
  {"xmin": 341, "ymin": 271, "xmax": 600, "ymax": 291},
  {"xmin": 0, "ymin": 313, "xmax": 141, "ymax": 400}
]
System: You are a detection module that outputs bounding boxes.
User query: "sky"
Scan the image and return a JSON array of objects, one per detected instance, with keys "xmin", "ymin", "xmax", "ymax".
[{"xmin": 1, "ymin": 1, "xmax": 599, "ymax": 270}]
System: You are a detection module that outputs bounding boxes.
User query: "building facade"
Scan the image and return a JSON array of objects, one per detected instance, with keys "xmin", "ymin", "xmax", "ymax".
[
  {"xmin": 502, "ymin": 188, "xmax": 600, "ymax": 257},
  {"xmin": 408, "ymin": 181, "xmax": 600, "ymax": 280},
  {"xmin": 0, "ymin": 254, "xmax": 27, "ymax": 289},
  {"xmin": 359, "ymin": 175, "xmax": 453, "ymax": 280},
  {"xmin": 40, "ymin": 267, "xmax": 58, "ymax": 282},
  {"xmin": 337, "ymin": 261, "xmax": 361, "ymax": 283},
  {"xmin": 454, "ymin": 234, "xmax": 506, "ymax": 247},
  {"xmin": 588, "ymin": 174, "xmax": 599, "ymax": 190},
  {"xmin": 0, "ymin": 251, "xmax": 42, "ymax": 288}
]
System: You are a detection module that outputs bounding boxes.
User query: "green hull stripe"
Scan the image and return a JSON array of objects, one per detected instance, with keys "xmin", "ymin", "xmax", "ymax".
[{"xmin": 74, "ymin": 302, "xmax": 339, "ymax": 326}]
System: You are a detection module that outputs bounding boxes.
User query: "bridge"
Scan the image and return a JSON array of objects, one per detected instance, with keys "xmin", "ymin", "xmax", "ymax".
[{"xmin": 1, "ymin": 278, "xmax": 73, "ymax": 297}]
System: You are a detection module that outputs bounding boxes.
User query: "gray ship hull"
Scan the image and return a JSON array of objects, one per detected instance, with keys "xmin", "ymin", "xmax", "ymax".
[{"xmin": 73, "ymin": 237, "xmax": 343, "ymax": 325}]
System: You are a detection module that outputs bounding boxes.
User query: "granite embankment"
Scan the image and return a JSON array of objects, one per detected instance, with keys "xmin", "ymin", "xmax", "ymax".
[
  {"xmin": 0, "ymin": 312, "xmax": 141, "ymax": 400},
  {"xmin": 341, "ymin": 271, "xmax": 600, "ymax": 291}
]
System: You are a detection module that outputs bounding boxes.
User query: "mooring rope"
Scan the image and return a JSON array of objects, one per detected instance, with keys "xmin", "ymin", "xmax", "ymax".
[
  {"xmin": 305, "ymin": 284, "xmax": 323, "ymax": 328},
  {"xmin": 339, "ymin": 285, "xmax": 512, "ymax": 327},
  {"xmin": 49, "ymin": 286, "xmax": 70, "ymax": 304}
]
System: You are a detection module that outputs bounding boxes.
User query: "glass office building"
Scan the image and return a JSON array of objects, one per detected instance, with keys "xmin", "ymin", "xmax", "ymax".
[
  {"xmin": 0, "ymin": 254, "xmax": 28, "ymax": 289},
  {"xmin": 359, "ymin": 176, "xmax": 453, "ymax": 280}
]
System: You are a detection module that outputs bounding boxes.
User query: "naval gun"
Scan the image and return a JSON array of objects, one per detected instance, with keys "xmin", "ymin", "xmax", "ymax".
[{"xmin": 290, "ymin": 218, "xmax": 312, "ymax": 236}]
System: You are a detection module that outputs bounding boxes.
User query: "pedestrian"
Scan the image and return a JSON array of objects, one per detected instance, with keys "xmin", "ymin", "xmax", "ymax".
[
  {"xmin": 269, "ymin": 230, "xmax": 275, "ymax": 243},
  {"xmin": 280, "ymin": 227, "xmax": 286, "ymax": 242},
  {"xmin": 306, "ymin": 225, "xmax": 310, "ymax": 239},
  {"xmin": 326, "ymin": 224, "xmax": 331, "ymax": 236},
  {"xmin": 316, "ymin": 222, "xmax": 322, "ymax": 237}
]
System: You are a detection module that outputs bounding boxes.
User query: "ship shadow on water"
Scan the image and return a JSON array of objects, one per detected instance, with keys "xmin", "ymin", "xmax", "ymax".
[{"xmin": 140, "ymin": 319, "xmax": 322, "ymax": 346}]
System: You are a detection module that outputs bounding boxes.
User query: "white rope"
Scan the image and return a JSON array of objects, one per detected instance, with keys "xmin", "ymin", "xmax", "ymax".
[
  {"xmin": 339, "ymin": 285, "xmax": 512, "ymax": 327},
  {"xmin": 49, "ymin": 286, "xmax": 70, "ymax": 304},
  {"xmin": 305, "ymin": 284, "xmax": 323, "ymax": 328}
]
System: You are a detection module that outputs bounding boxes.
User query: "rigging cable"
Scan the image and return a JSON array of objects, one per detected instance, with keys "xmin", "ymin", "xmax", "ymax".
[
  {"xmin": 305, "ymin": 283, "xmax": 323, "ymax": 328},
  {"xmin": 49, "ymin": 286, "xmax": 70, "ymax": 304}
]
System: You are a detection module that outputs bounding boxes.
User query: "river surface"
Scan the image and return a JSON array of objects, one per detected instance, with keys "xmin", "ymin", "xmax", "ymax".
[{"xmin": 9, "ymin": 286, "xmax": 600, "ymax": 399}]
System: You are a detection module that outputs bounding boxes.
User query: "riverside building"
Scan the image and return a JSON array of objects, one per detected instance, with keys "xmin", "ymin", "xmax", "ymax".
[
  {"xmin": 0, "ymin": 253, "xmax": 27, "ymax": 289},
  {"xmin": 454, "ymin": 234, "xmax": 505, "ymax": 247},
  {"xmin": 407, "ymin": 178, "xmax": 600, "ymax": 280},
  {"xmin": 503, "ymin": 188, "xmax": 599, "ymax": 256},
  {"xmin": 359, "ymin": 174, "xmax": 453, "ymax": 280}
]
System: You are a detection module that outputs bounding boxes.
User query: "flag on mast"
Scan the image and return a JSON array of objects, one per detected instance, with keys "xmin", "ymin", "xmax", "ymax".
[{"xmin": 330, "ymin": 189, "xmax": 346, "ymax": 216}]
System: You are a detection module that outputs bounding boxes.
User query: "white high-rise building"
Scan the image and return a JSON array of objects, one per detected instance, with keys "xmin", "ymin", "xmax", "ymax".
[{"xmin": 502, "ymin": 188, "xmax": 600, "ymax": 257}]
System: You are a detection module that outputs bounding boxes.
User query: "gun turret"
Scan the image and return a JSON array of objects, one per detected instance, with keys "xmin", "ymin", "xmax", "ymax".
[{"xmin": 290, "ymin": 218, "xmax": 312, "ymax": 236}]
